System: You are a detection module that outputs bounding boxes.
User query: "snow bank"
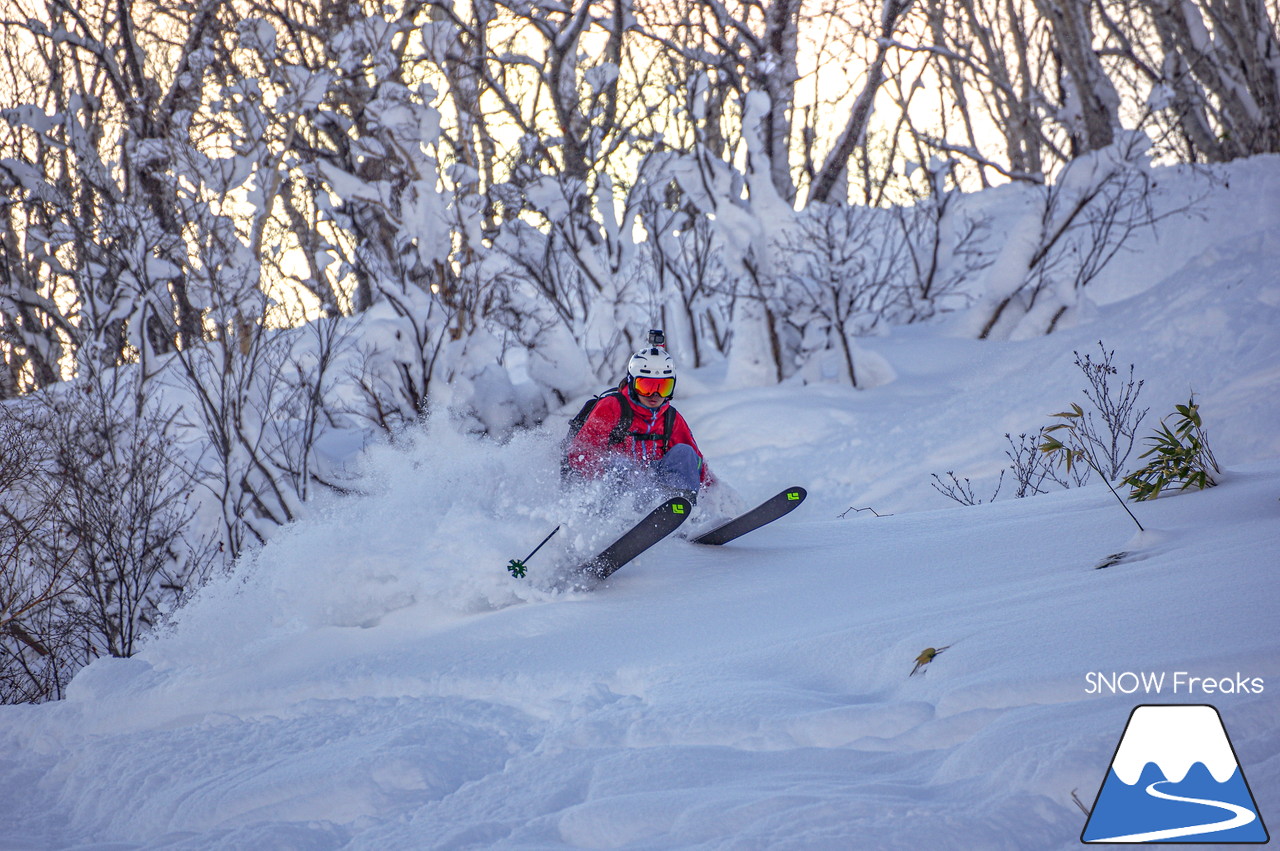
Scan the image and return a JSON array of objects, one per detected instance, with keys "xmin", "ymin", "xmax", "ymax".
[{"xmin": 3, "ymin": 459, "xmax": 1275, "ymax": 849}]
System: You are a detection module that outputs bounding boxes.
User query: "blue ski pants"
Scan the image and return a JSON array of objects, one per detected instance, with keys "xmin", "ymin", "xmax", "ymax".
[{"xmin": 650, "ymin": 443, "xmax": 701, "ymax": 495}]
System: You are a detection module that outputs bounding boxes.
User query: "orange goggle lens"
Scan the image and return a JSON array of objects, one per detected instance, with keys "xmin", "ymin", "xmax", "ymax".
[{"xmin": 633, "ymin": 377, "xmax": 675, "ymax": 397}]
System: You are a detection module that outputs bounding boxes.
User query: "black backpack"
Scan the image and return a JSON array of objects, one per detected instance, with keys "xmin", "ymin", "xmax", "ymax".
[{"xmin": 562, "ymin": 387, "xmax": 677, "ymax": 473}]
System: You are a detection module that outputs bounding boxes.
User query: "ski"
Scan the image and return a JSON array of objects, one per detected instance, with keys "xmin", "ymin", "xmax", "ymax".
[
  {"xmin": 575, "ymin": 496, "xmax": 693, "ymax": 584},
  {"xmin": 690, "ymin": 486, "xmax": 807, "ymax": 546}
]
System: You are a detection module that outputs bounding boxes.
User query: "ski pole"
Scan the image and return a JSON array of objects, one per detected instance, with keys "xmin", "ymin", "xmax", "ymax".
[{"xmin": 507, "ymin": 525, "xmax": 560, "ymax": 578}]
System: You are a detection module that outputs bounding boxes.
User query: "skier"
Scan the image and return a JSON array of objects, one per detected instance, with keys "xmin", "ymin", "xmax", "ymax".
[
  {"xmin": 564, "ymin": 335, "xmax": 715, "ymax": 503},
  {"xmin": 501, "ymin": 333, "xmax": 801, "ymax": 582}
]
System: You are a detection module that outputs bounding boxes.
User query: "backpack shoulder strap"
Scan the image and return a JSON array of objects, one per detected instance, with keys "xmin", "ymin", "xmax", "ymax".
[
  {"xmin": 604, "ymin": 389, "xmax": 632, "ymax": 445},
  {"xmin": 662, "ymin": 406, "xmax": 677, "ymax": 451}
]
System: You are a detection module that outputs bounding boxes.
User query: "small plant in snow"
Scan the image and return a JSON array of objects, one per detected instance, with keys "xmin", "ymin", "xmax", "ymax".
[
  {"xmin": 1040, "ymin": 405, "xmax": 1145, "ymax": 531},
  {"xmin": 932, "ymin": 342, "xmax": 1145, "ymax": 507},
  {"xmin": 1023, "ymin": 343, "xmax": 1146, "ymax": 493},
  {"xmin": 1070, "ymin": 343, "xmax": 1148, "ymax": 480},
  {"xmin": 1004, "ymin": 429, "xmax": 1086, "ymax": 497},
  {"xmin": 930, "ymin": 470, "xmax": 1004, "ymax": 506},
  {"xmin": 1122, "ymin": 397, "xmax": 1220, "ymax": 500}
]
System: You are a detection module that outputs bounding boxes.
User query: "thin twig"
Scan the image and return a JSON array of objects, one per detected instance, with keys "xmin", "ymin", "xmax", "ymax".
[{"xmin": 838, "ymin": 506, "xmax": 894, "ymax": 518}]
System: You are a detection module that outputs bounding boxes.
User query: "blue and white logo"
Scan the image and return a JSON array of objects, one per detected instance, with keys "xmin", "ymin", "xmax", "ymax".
[{"xmin": 1082, "ymin": 705, "xmax": 1269, "ymax": 844}]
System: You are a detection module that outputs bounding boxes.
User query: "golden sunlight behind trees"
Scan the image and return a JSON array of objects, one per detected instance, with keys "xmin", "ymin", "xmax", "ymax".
[{"xmin": 2, "ymin": 0, "xmax": 1278, "ymax": 394}]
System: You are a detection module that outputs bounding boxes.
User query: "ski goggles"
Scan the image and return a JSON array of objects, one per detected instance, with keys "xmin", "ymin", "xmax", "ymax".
[{"xmin": 632, "ymin": 376, "xmax": 675, "ymax": 398}]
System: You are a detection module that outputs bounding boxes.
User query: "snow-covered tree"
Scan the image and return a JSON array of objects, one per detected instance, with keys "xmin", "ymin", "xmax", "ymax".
[{"xmin": 974, "ymin": 133, "xmax": 1164, "ymax": 340}]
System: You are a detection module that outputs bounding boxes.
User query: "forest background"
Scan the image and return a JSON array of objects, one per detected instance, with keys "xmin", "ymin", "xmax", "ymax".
[{"xmin": 1, "ymin": 0, "xmax": 1278, "ymax": 702}]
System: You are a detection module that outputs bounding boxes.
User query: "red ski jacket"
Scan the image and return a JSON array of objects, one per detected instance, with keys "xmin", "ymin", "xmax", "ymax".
[{"xmin": 565, "ymin": 390, "xmax": 713, "ymax": 486}]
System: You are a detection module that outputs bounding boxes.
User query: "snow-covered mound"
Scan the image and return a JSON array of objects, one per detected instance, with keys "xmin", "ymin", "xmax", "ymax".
[{"xmin": 1, "ymin": 157, "xmax": 1278, "ymax": 850}]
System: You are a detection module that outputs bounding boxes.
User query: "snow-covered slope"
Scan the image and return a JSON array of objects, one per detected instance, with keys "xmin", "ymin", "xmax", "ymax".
[{"xmin": 1, "ymin": 158, "xmax": 1278, "ymax": 850}]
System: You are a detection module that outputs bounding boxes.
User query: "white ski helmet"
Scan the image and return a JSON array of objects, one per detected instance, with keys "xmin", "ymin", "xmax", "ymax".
[{"xmin": 626, "ymin": 345, "xmax": 676, "ymax": 382}]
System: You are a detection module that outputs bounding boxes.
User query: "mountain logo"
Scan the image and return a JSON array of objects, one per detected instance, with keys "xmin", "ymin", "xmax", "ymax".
[{"xmin": 1082, "ymin": 704, "xmax": 1269, "ymax": 844}]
